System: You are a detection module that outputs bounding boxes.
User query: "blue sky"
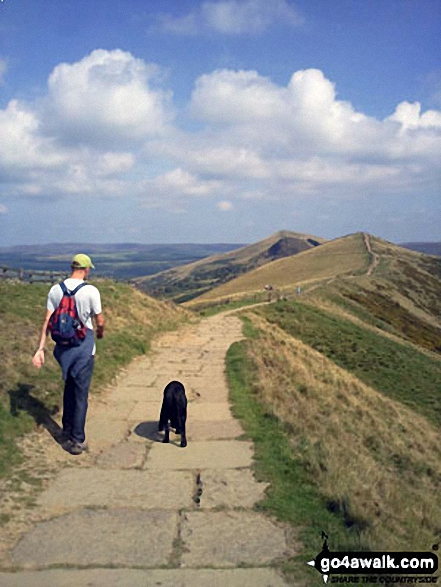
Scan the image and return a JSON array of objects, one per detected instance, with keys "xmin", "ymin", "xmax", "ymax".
[{"xmin": 0, "ymin": 0, "xmax": 440, "ymax": 245}]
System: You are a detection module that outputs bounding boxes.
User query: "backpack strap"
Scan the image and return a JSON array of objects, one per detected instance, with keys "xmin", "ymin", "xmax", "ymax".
[
  {"xmin": 59, "ymin": 281, "xmax": 68, "ymax": 295},
  {"xmin": 58, "ymin": 281, "xmax": 89, "ymax": 296},
  {"xmin": 71, "ymin": 282, "xmax": 89, "ymax": 296}
]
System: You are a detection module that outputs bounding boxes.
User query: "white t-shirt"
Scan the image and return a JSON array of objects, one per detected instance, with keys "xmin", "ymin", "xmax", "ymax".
[{"xmin": 47, "ymin": 279, "xmax": 102, "ymax": 330}]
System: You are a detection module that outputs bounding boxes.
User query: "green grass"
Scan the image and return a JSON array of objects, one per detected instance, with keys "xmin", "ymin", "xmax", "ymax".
[
  {"xmin": 256, "ymin": 300, "xmax": 441, "ymax": 428},
  {"xmin": 336, "ymin": 287, "xmax": 441, "ymax": 353},
  {"xmin": 226, "ymin": 338, "xmax": 368, "ymax": 586}
]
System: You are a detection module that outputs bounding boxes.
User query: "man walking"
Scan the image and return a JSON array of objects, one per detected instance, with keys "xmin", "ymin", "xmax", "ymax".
[{"xmin": 32, "ymin": 254, "xmax": 105, "ymax": 455}]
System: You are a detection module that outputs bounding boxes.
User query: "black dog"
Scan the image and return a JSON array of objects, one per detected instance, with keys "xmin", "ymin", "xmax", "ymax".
[{"xmin": 158, "ymin": 380, "xmax": 187, "ymax": 448}]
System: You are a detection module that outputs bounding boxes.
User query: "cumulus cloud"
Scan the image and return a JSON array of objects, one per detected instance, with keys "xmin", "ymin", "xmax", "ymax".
[
  {"xmin": 188, "ymin": 68, "xmax": 441, "ymax": 179},
  {"xmin": 387, "ymin": 101, "xmax": 441, "ymax": 130},
  {"xmin": 140, "ymin": 168, "xmax": 223, "ymax": 198},
  {"xmin": 0, "ymin": 99, "xmax": 66, "ymax": 179},
  {"xmin": 156, "ymin": 0, "xmax": 303, "ymax": 35},
  {"xmin": 43, "ymin": 49, "xmax": 173, "ymax": 147},
  {"xmin": 0, "ymin": 50, "xmax": 439, "ymax": 211}
]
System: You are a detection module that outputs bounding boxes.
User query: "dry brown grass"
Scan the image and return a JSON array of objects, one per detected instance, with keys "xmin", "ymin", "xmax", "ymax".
[
  {"xmin": 245, "ymin": 313, "xmax": 441, "ymax": 551},
  {"xmin": 192, "ymin": 233, "xmax": 369, "ymax": 304}
]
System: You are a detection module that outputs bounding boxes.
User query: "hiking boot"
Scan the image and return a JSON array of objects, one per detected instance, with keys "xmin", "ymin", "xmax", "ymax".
[
  {"xmin": 56, "ymin": 429, "xmax": 71, "ymax": 444},
  {"xmin": 62, "ymin": 439, "xmax": 87, "ymax": 455}
]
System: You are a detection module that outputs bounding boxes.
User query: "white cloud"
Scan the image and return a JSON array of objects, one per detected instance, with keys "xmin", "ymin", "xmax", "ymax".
[
  {"xmin": 43, "ymin": 49, "xmax": 173, "ymax": 147},
  {"xmin": 0, "ymin": 51, "xmax": 439, "ymax": 213},
  {"xmin": 189, "ymin": 67, "xmax": 441, "ymax": 166},
  {"xmin": 0, "ymin": 99, "xmax": 66, "ymax": 173},
  {"xmin": 141, "ymin": 168, "xmax": 223, "ymax": 198},
  {"xmin": 387, "ymin": 101, "xmax": 441, "ymax": 130},
  {"xmin": 190, "ymin": 68, "xmax": 377, "ymax": 154},
  {"xmin": 95, "ymin": 152, "xmax": 135, "ymax": 176},
  {"xmin": 0, "ymin": 204, "xmax": 7, "ymax": 214},
  {"xmin": 156, "ymin": 0, "xmax": 302, "ymax": 35}
]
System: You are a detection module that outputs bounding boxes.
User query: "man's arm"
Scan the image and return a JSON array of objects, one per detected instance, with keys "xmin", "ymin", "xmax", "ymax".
[
  {"xmin": 95, "ymin": 313, "xmax": 105, "ymax": 339},
  {"xmin": 32, "ymin": 309, "xmax": 53, "ymax": 369}
]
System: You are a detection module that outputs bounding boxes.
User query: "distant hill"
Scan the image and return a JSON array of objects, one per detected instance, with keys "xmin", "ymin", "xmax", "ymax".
[
  {"xmin": 0, "ymin": 242, "xmax": 244, "ymax": 280},
  {"xmin": 400, "ymin": 242, "xmax": 441, "ymax": 257},
  {"xmin": 188, "ymin": 232, "xmax": 368, "ymax": 305},
  {"xmin": 135, "ymin": 230, "xmax": 327, "ymax": 302}
]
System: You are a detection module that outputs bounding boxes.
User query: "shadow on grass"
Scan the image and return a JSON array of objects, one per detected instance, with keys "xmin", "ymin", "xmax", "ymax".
[{"xmin": 8, "ymin": 383, "xmax": 63, "ymax": 445}]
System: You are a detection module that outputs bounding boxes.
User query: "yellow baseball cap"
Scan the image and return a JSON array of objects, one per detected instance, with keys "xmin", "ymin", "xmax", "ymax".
[{"xmin": 71, "ymin": 253, "xmax": 95, "ymax": 269}]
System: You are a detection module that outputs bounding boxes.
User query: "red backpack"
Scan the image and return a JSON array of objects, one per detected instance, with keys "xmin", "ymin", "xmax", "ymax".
[{"xmin": 48, "ymin": 282, "xmax": 88, "ymax": 347}]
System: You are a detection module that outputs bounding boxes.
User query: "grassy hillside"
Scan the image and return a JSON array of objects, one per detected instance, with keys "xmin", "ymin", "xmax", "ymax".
[
  {"xmin": 0, "ymin": 280, "xmax": 189, "ymax": 477},
  {"xmin": 136, "ymin": 230, "xmax": 326, "ymax": 303},
  {"xmin": 224, "ymin": 240, "xmax": 441, "ymax": 568},
  {"xmin": 189, "ymin": 232, "xmax": 369, "ymax": 305}
]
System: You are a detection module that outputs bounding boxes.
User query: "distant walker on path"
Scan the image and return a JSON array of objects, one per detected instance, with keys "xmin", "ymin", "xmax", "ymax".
[{"xmin": 32, "ymin": 254, "xmax": 105, "ymax": 455}]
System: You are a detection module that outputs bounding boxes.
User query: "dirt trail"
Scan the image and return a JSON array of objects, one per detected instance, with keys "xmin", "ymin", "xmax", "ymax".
[
  {"xmin": 363, "ymin": 232, "xmax": 380, "ymax": 276},
  {"xmin": 0, "ymin": 314, "xmax": 295, "ymax": 586}
]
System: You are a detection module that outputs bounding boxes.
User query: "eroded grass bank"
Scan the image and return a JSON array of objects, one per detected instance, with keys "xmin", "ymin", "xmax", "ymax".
[{"xmin": 226, "ymin": 311, "xmax": 441, "ymax": 583}]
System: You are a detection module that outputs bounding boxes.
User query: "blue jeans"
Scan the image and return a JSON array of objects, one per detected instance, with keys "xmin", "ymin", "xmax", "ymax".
[{"xmin": 62, "ymin": 356, "xmax": 94, "ymax": 443}]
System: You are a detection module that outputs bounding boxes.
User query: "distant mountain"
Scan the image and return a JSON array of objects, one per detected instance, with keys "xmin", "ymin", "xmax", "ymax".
[
  {"xmin": 0, "ymin": 243, "xmax": 245, "ymax": 280},
  {"xmin": 187, "ymin": 232, "xmax": 367, "ymax": 305},
  {"xmin": 399, "ymin": 242, "xmax": 441, "ymax": 257},
  {"xmin": 135, "ymin": 230, "xmax": 327, "ymax": 302},
  {"xmin": 187, "ymin": 232, "xmax": 441, "ymax": 314}
]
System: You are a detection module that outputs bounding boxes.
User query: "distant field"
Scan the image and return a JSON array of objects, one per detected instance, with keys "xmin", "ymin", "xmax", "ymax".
[{"xmin": 0, "ymin": 243, "xmax": 244, "ymax": 281}]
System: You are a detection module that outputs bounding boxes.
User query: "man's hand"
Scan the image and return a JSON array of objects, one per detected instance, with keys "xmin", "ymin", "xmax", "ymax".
[
  {"xmin": 95, "ymin": 313, "xmax": 105, "ymax": 339},
  {"xmin": 32, "ymin": 349, "xmax": 45, "ymax": 369}
]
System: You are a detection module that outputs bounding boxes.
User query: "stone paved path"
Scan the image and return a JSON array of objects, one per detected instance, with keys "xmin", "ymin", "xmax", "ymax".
[{"xmin": 0, "ymin": 314, "xmax": 295, "ymax": 586}]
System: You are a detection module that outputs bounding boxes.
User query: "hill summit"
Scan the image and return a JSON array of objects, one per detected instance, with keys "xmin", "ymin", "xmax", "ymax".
[{"xmin": 136, "ymin": 230, "xmax": 326, "ymax": 302}]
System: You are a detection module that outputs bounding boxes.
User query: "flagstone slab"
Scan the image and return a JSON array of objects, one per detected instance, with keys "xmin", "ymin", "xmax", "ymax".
[
  {"xmin": 127, "ymin": 401, "xmax": 162, "ymax": 421},
  {"xmin": 181, "ymin": 511, "xmax": 289, "ymax": 567},
  {"xmin": 94, "ymin": 441, "xmax": 147, "ymax": 469},
  {"xmin": 197, "ymin": 469, "xmax": 270, "ymax": 508},
  {"xmin": 186, "ymin": 402, "xmax": 234, "ymax": 421},
  {"xmin": 85, "ymin": 419, "xmax": 129, "ymax": 450},
  {"xmin": 37, "ymin": 469, "xmax": 194, "ymax": 512},
  {"xmin": 185, "ymin": 420, "xmax": 244, "ymax": 441},
  {"xmin": 90, "ymin": 399, "xmax": 138, "ymax": 419},
  {"xmin": 109, "ymin": 384, "xmax": 159, "ymax": 398},
  {"xmin": 12, "ymin": 509, "xmax": 177, "ymax": 568},
  {"xmin": 144, "ymin": 440, "xmax": 254, "ymax": 470},
  {"xmin": 184, "ymin": 382, "xmax": 229, "ymax": 402},
  {"xmin": 0, "ymin": 568, "xmax": 289, "ymax": 586}
]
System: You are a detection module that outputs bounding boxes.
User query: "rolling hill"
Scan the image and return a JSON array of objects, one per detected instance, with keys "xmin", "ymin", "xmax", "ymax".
[
  {"xmin": 135, "ymin": 230, "xmax": 326, "ymax": 303},
  {"xmin": 187, "ymin": 232, "xmax": 370, "ymax": 306}
]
